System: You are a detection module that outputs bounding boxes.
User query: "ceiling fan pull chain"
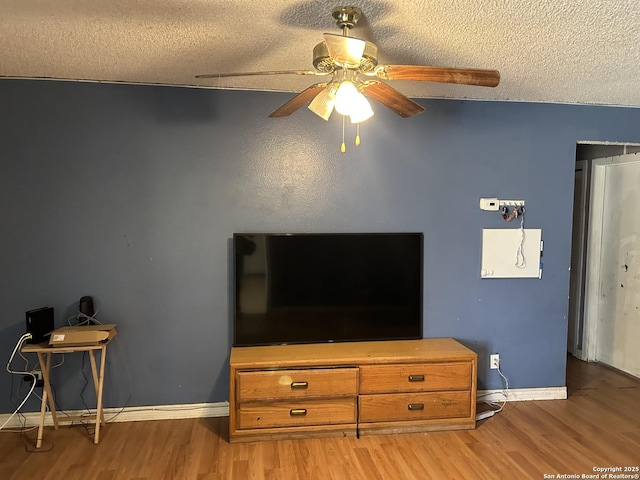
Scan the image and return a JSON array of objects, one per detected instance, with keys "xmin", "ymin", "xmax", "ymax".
[
  {"xmin": 341, "ymin": 116, "xmax": 347, "ymax": 153},
  {"xmin": 355, "ymin": 123, "xmax": 361, "ymax": 146}
]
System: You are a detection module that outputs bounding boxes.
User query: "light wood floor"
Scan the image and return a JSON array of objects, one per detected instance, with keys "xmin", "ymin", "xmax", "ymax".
[{"xmin": 1, "ymin": 355, "xmax": 639, "ymax": 480}]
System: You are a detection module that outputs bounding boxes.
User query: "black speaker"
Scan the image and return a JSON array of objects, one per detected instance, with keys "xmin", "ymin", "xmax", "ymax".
[
  {"xmin": 25, "ymin": 307, "xmax": 54, "ymax": 344},
  {"xmin": 79, "ymin": 296, "xmax": 94, "ymax": 321}
]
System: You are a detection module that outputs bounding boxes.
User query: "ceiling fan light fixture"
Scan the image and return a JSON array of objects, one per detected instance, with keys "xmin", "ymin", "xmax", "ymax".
[
  {"xmin": 308, "ymin": 85, "xmax": 337, "ymax": 120},
  {"xmin": 335, "ymin": 80, "xmax": 359, "ymax": 115},
  {"xmin": 349, "ymin": 93, "xmax": 374, "ymax": 124},
  {"xmin": 334, "ymin": 80, "xmax": 373, "ymax": 123}
]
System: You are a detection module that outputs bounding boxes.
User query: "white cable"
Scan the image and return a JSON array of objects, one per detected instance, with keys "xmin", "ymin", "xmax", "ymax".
[
  {"xmin": 51, "ymin": 356, "xmax": 65, "ymax": 369},
  {"xmin": 18, "ymin": 350, "xmax": 30, "ymax": 372},
  {"xmin": 478, "ymin": 362, "xmax": 510, "ymax": 419},
  {"xmin": 1, "ymin": 334, "xmax": 37, "ymax": 431},
  {"xmin": 75, "ymin": 309, "xmax": 101, "ymax": 326},
  {"xmin": 5, "ymin": 333, "xmax": 32, "ymax": 376},
  {"xmin": 489, "ymin": 365, "xmax": 510, "ymax": 413},
  {"xmin": 515, "ymin": 213, "xmax": 526, "ymax": 268},
  {"xmin": 69, "ymin": 309, "xmax": 102, "ymax": 327}
]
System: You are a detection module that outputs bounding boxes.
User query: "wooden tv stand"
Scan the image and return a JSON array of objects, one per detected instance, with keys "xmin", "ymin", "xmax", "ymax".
[{"xmin": 229, "ymin": 338, "xmax": 477, "ymax": 442}]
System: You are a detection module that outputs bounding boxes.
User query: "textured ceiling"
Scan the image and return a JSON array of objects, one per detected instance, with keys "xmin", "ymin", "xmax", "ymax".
[{"xmin": 1, "ymin": 0, "xmax": 640, "ymax": 107}]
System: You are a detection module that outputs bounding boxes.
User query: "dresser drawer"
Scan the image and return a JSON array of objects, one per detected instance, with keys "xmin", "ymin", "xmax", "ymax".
[
  {"xmin": 359, "ymin": 362, "xmax": 471, "ymax": 394},
  {"xmin": 236, "ymin": 367, "xmax": 358, "ymax": 402},
  {"xmin": 238, "ymin": 398, "xmax": 357, "ymax": 429},
  {"xmin": 359, "ymin": 391, "xmax": 471, "ymax": 422}
]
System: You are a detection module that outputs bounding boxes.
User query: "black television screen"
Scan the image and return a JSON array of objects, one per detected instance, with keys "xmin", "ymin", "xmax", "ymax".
[{"xmin": 233, "ymin": 233, "xmax": 423, "ymax": 346}]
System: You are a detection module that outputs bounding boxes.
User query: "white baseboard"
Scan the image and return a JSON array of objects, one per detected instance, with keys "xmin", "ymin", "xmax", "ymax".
[
  {"xmin": 0, "ymin": 387, "xmax": 567, "ymax": 430},
  {"xmin": 0, "ymin": 401, "xmax": 229, "ymax": 429},
  {"xmin": 477, "ymin": 386, "xmax": 567, "ymax": 402}
]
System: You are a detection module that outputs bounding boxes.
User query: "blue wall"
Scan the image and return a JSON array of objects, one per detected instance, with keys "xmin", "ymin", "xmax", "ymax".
[{"xmin": 1, "ymin": 79, "xmax": 639, "ymax": 412}]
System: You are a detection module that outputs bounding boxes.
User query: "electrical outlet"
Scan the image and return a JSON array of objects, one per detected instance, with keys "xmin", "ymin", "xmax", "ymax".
[
  {"xmin": 490, "ymin": 354, "xmax": 500, "ymax": 369},
  {"xmin": 23, "ymin": 370, "xmax": 44, "ymax": 387}
]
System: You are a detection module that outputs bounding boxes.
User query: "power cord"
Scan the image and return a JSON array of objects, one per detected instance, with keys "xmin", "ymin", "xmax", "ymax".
[
  {"xmin": 103, "ymin": 336, "xmax": 133, "ymax": 423},
  {"xmin": 1, "ymin": 333, "xmax": 37, "ymax": 431},
  {"xmin": 68, "ymin": 309, "xmax": 100, "ymax": 327},
  {"xmin": 11, "ymin": 378, "xmax": 39, "ymax": 433},
  {"xmin": 476, "ymin": 364, "xmax": 510, "ymax": 421},
  {"xmin": 515, "ymin": 212, "xmax": 526, "ymax": 269},
  {"xmin": 494, "ymin": 365, "xmax": 510, "ymax": 412}
]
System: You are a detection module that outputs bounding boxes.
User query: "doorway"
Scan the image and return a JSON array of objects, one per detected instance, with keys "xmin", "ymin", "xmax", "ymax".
[{"xmin": 569, "ymin": 142, "xmax": 640, "ymax": 379}]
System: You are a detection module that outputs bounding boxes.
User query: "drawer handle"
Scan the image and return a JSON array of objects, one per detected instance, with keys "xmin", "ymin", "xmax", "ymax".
[
  {"xmin": 408, "ymin": 403, "xmax": 425, "ymax": 411},
  {"xmin": 290, "ymin": 409, "xmax": 307, "ymax": 416},
  {"xmin": 290, "ymin": 381, "xmax": 309, "ymax": 390},
  {"xmin": 408, "ymin": 374, "xmax": 425, "ymax": 382}
]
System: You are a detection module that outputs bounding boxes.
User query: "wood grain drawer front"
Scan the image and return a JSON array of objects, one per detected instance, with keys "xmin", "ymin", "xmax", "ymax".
[
  {"xmin": 359, "ymin": 362, "xmax": 471, "ymax": 394},
  {"xmin": 237, "ymin": 368, "xmax": 358, "ymax": 402},
  {"xmin": 238, "ymin": 398, "xmax": 356, "ymax": 429},
  {"xmin": 359, "ymin": 391, "xmax": 471, "ymax": 422}
]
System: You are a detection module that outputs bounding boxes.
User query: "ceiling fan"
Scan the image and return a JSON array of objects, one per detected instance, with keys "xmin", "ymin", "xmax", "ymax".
[{"xmin": 196, "ymin": 6, "xmax": 500, "ymax": 150}]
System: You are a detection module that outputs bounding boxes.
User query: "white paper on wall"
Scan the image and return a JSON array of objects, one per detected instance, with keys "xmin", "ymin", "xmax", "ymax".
[{"xmin": 481, "ymin": 228, "xmax": 542, "ymax": 279}]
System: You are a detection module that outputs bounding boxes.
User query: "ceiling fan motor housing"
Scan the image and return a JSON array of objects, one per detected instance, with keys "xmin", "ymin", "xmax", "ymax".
[{"xmin": 313, "ymin": 41, "xmax": 378, "ymax": 73}]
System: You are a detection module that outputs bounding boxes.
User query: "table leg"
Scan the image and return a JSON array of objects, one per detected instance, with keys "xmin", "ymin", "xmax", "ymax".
[
  {"xmin": 35, "ymin": 352, "xmax": 58, "ymax": 448},
  {"xmin": 39, "ymin": 353, "xmax": 58, "ymax": 429},
  {"xmin": 88, "ymin": 350, "xmax": 106, "ymax": 426},
  {"xmin": 36, "ymin": 370, "xmax": 47, "ymax": 449},
  {"xmin": 93, "ymin": 345, "xmax": 107, "ymax": 444}
]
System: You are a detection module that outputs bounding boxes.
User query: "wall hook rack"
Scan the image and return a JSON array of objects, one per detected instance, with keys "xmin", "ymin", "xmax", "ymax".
[{"xmin": 479, "ymin": 197, "xmax": 525, "ymax": 211}]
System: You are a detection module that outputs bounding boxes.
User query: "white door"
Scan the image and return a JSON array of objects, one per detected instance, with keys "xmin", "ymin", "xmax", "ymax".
[{"xmin": 584, "ymin": 153, "xmax": 640, "ymax": 377}]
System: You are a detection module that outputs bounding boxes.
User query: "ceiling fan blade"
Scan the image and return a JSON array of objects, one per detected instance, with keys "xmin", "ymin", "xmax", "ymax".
[
  {"xmin": 269, "ymin": 83, "xmax": 328, "ymax": 118},
  {"xmin": 376, "ymin": 65, "xmax": 500, "ymax": 87},
  {"xmin": 323, "ymin": 33, "xmax": 366, "ymax": 67},
  {"xmin": 195, "ymin": 70, "xmax": 321, "ymax": 79},
  {"xmin": 362, "ymin": 82, "xmax": 425, "ymax": 118}
]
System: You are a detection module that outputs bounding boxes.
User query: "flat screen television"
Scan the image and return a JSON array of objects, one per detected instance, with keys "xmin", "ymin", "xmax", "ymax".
[{"xmin": 233, "ymin": 233, "xmax": 423, "ymax": 346}]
